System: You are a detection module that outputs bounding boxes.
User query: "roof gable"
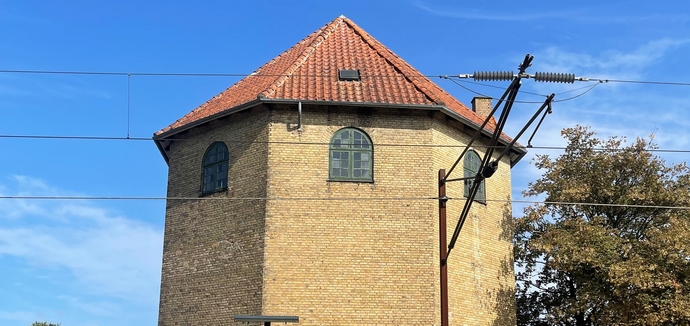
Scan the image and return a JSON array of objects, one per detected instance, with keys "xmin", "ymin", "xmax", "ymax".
[{"xmin": 155, "ymin": 16, "xmax": 502, "ymax": 136}]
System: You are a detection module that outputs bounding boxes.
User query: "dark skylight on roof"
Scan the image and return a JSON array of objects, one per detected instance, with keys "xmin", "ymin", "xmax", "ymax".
[{"xmin": 338, "ymin": 69, "xmax": 360, "ymax": 81}]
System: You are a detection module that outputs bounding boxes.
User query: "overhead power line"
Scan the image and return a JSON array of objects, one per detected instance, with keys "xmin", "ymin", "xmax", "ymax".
[
  {"xmin": 0, "ymin": 134, "xmax": 688, "ymax": 153},
  {"xmin": 1, "ymin": 195, "xmax": 688, "ymax": 210},
  {"xmin": 0, "ymin": 69, "xmax": 437, "ymax": 78},
  {"xmin": 444, "ymin": 77, "xmax": 602, "ymax": 104},
  {"xmin": 3, "ymin": 69, "xmax": 690, "ymax": 87}
]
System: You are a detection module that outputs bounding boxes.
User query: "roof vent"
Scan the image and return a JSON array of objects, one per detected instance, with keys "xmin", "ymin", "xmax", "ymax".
[{"xmin": 338, "ymin": 69, "xmax": 361, "ymax": 81}]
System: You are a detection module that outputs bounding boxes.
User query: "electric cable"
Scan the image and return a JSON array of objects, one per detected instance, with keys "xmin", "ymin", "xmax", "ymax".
[
  {"xmin": 453, "ymin": 78, "xmax": 596, "ymax": 98},
  {"xmin": 552, "ymin": 82, "xmax": 601, "ymax": 102},
  {"xmin": 444, "ymin": 77, "xmax": 550, "ymax": 104},
  {"xmin": 0, "ymin": 134, "xmax": 688, "ymax": 153},
  {"xmin": 1, "ymin": 195, "xmax": 688, "ymax": 210},
  {"xmin": 444, "ymin": 78, "xmax": 549, "ymax": 98},
  {"xmin": 0, "ymin": 69, "xmax": 440, "ymax": 78},
  {"xmin": 592, "ymin": 78, "xmax": 690, "ymax": 86},
  {"xmin": 4, "ymin": 69, "xmax": 690, "ymax": 87},
  {"xmin": 444, "ymin": 76, "xmax": 604, "ymax": 104}
]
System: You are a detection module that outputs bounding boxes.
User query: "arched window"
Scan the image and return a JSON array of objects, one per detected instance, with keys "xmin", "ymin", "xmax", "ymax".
[
  {"xmin": 464, "ymin": 150, "xmax": 486, "ymax": 203},
  {"xmin": 201, "ymin": 142, "xmax": 229, "ymax": 194},
  {"xmin": 329, "ymin": 128, "xmax": 373, "ymax": 181}
]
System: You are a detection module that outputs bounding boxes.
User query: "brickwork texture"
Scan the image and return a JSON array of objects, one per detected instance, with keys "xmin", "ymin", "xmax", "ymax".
[{"xmin": 157, "ymin": 104, "xmax": 516, "ymax": 325}]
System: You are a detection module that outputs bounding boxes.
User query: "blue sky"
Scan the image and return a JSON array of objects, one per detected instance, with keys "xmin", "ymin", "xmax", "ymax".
[{"xmin": 1, "ymin": 1, "xmax": 689, "ymax": 325}]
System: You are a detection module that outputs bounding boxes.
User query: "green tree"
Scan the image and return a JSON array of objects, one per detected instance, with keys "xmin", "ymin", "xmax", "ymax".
[
  {"xmin": 514, "ymin": 126, "xmax": 690, "ymax": 326},
  {"xmin": 31, "ymin": 322, "xmax": 61, "ymax": 326}
]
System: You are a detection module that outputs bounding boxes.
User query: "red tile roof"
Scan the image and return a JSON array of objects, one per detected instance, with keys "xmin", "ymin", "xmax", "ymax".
[{"xmin": 155, "ymin": 16, "xmax": 505, "ymax": 139}]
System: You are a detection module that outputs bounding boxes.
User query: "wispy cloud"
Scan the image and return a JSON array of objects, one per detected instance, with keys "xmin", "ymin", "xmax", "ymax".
[
  {"xmin": 59, "ymin": 295, "xmax": 121, "ymax": 316},
  {"xmin": 535, "ymin": 38, "xmax": 690, "ymax": 80},
  {"xmin": 36, "ymin": 82, "xmax": 113, "ymax": 99},
  {"xmin": 0, "ymin": 73, "xmax": 112, "ymax": 100},
  {"xmin": 0, "ymin": 176, "xmax": 163, "ymax": 322},
  {"xmin": 503, "ymin": 38, "xmax": 690, "ymax": 205},
  {"xmin": 411, "ymin": 1, "xmax": 579, "ymax": 22},
  {"xmin": 411, "ymin": 1, "xmax": 690, "ymax": 24},
  {"xmin": 0, "ymin": 310, "xmax": 41, "ymax": 323}
]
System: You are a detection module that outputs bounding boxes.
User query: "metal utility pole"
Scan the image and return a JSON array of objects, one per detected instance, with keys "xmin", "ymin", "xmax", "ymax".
[{"xmin": 438, "ymin": 54, "xmax": 587, "ymax": 326}]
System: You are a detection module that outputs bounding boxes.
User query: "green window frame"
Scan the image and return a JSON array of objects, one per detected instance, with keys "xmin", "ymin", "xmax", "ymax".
[
  {"xmin": 464, "ymin": 150, "xmax": 486, "ymax": 203},
  {"xmin": 201, "ymin": 142, "xmax": 229, "ymax": 195},
  {"xmin": 329, "ymin": 128, "xmax": 373, "ymax": 181}
]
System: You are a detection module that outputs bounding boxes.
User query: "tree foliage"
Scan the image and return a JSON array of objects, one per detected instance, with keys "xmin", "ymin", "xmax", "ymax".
[
  {"xmin": 31, "ymin": 322, "xmax": 61, "ymax": 326},
  {"xmin": 514, "ymin": 126, "xmax": 690, "ymax": 326}
]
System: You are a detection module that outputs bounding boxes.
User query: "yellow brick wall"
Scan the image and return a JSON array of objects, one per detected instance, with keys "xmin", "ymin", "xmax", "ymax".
[
  {"xmin": 261, "ymin": 105, "xmax": 516, "ymax": 325},
  {"xmin": 158, "ymin": 107, "xmax": 270, "ymax": 326},
  {"xmin": 157, "ymin": 103, "xmax": 516, "ymax": 326},
  {"xmin": 431, "ymin": 113, "xmax": 516, "ymax": 326}
]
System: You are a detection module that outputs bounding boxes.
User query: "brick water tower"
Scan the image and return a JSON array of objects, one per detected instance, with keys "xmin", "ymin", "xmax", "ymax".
[{"xmin": 153, "ymin": 15, "xmax": 525, "ymax": 326}]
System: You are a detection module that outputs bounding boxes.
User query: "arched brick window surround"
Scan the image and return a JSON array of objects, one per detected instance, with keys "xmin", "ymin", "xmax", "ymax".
[
  {"xmin": 329, "ymin": 128, "xmax": 373, "ymax": 182},
  {"xmin": 201, "ymin": 142, "xmax": 229, "ymax": 195},
  {"xmin": 464, "ymin": 150, "xmax": 486, "ymax": 203}
]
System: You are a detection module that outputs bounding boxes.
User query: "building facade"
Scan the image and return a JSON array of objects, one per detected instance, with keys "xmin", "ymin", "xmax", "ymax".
[{"xmin": 154, "ymin": 16, "xmax": 525, "ymax": 326}]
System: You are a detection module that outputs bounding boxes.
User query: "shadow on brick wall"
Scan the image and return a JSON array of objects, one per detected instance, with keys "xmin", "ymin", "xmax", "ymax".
[{"xmin": 488, "ymin": 201, "xmax": 517, "ymax": 326}]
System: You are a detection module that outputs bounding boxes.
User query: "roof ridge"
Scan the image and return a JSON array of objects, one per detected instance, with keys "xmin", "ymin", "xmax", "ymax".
[
  {"xmin": 340, "ymin": 18, "xmax": 505, "ymax": 136},
  {"xmin": 260, "ymin": 17, "xmax": 345, "ymax": 98},
  {"xmin": 342, "ymin": 17, "xmax": 472, "ymax": 112},
  {"xmin": 154, "ymin": 16, "xmax": 510, "ymax": 144}
]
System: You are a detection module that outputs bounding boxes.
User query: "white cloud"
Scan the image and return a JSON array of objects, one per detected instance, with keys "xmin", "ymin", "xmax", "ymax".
[
  {"xmin": 511, "ymin": 37, "xmax": 690, "ymax": 163},
  {"xmin": 59, "ymin": 295, "xmax": 121, "ymax": 317},
  {"xmin": 535, "ymin": 38, "xmax": 690, "ymax": 81},
  {"xmin": 411, "ymin": 1, "xmax": 580, "ymax": 22},
  {"xmin": 0, "ymin": 176, "xmax": 163, "ymax": 304},
  {"xmin": 411, "ymin": 1, "xmax": 690, "ymax": 24},
  {"xmin": 0, "ymin": 310, "xmax": 41, "ymax": 323}
]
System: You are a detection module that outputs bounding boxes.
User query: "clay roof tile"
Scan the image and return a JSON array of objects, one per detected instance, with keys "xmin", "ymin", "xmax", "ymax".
[{"xmin": 155, "ymin": 16, "xmax": 511, "ymax": 142}]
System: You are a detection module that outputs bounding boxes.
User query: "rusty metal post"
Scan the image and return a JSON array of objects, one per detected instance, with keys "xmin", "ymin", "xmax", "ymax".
[{"xmin": 439, "ymin": 169, "xmax": 449, "ymax": 326}]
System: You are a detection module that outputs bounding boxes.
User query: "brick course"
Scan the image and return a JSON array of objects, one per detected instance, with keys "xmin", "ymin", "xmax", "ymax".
[{"xmin": 157, "ymin": 104, "xmax": 516, "ymax": 325}]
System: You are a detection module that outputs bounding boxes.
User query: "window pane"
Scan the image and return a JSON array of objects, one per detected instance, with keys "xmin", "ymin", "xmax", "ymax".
[
  {"xmin": 340, "ymin": 132, "xmax": 350, "ymax": 148},
  {"xmin": 353, "ymin": 133, "xmax": 362, "ymax": 148},
  {"xmin": 330, "ymin": 151, "xmax": 349, "ymax": 178}
]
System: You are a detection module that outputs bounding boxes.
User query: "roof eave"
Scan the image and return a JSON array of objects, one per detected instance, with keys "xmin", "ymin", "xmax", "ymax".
[
  {"xmin": 258, "ymin": 98, "xmax": 527, "ymax": 166},
  {"xmin": 152, "ymin": 99, "xmax": 264, "ymax": 165},
  {"xmin": 152, "ymin": 98, "xmax": 527, "ymax": 166},
  {"xmin": 439, "ymin": 107, "xmax": 527, "ymax": 167}
]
